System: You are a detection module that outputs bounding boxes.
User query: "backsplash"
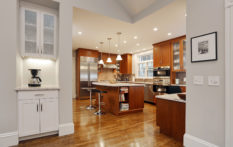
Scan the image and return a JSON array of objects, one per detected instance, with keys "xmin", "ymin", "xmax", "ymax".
[{"xmin": 98, "ymin": 69, "xmax": 117, "ymax": 82}]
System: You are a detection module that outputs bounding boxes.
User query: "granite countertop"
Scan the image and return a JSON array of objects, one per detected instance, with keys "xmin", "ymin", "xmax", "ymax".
[
  {"xmin": 92, "ymin": 82, "xmax": 145, "ymax": 87},
  {"xmin": 156, "ymin": 93, "xmax": 186, "ymax": 103},
  {"xmin": 15, "ymin": 86, "xmax": 60, "ymax": 91}
]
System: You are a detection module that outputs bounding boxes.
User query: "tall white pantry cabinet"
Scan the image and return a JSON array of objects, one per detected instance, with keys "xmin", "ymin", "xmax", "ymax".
[
  {"xmin": 18, "ymin": 90, "xmax": 59, "ymax": 138},
  {"xmin": 20, "ymin": 1, "xmax": 57, "ymax": 59}
]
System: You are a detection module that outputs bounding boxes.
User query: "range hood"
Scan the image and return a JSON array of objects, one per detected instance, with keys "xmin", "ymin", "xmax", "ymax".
[{"xmin": 103, "ymin": 64, "xmax": 117, "ymax": 69}]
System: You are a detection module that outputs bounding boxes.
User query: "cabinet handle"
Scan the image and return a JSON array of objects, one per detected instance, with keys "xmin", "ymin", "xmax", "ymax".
[
  {"xmin": 37, "ymin": 104, "xmax": 39, "ymax": 112},
  {"xmin": 41, "ymin": 104, "xmax": 43, "ymax": 112}
]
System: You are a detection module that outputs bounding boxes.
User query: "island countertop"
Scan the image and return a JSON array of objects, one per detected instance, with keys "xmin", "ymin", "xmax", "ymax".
[
  {"xmin": 156, "ymin": 93, "xmax": 186, "ymax": 103},
  {"xmin": 92, "ymin": 82, "xmax": 145, "ymax": 87}
]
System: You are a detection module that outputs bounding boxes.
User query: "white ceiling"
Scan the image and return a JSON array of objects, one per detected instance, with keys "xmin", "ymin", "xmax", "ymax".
[{"xmin": 72, "ymin": 0, "xmax": 186, "ymax": 54}]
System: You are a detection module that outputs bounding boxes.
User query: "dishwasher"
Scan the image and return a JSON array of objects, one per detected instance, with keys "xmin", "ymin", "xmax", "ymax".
[{"xmin": 144, "ymin": 84, "xmax": 154, "ymax": 103}]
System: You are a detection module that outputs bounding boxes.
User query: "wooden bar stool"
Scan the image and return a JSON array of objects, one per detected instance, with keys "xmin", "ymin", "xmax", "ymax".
[{"xmin": 82, "ymin": 87, "xmax": 96, "ymax": 110}]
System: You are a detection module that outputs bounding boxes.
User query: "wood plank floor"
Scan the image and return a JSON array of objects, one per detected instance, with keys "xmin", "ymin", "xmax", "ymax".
[{"xmin": 16, "ymin": 99, "xmax": 182, "ymax": 147}]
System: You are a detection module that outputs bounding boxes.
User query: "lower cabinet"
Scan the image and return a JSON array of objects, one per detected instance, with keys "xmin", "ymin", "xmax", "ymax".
[{"xmin": 18, "ymin": 90, "xmax": 59, "ymax": 138}]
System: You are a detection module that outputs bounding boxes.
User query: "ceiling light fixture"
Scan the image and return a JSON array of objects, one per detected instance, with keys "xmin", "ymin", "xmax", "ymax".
[
  {"xmin": 123, "ymin": 40, "xmax": 127, "ymax": 44},
  {"xmin": 115, "ymin": 44, "xmax": 118, "ymax": 47},
  {"xmin": 134, "ymin": 36, "xmax": 138, "ymax": 39},
  {"xmin": 116, "ymin": 32, "xmax": 123, "ymax": 61},
  {"xmin": 136, "ymin": 43, "xmax": 140, "ymax": 46},
  {"xmin": 185, "ymin": 13, "xmax": 187, "ymax": 17},
  {"xmin": 153, "ymin": 27, "xmax": 158, "ymax": 31},
  {"xmin": 168, "ymin": 33, "xmax": 172, "ymax": 36},
  {"xmin": 96, "ymin": 46, "xmax": 98, "ymax": 49},
  {"xmin": 78, "ymin": 31, "xmax": 82, "ymax": 35},
  {"xmin": 98, "ymin": 42, "xmax": 104, "ymax": 65},
  {"xmin": 106, "ymin": 38, "xmax": 112, "ymax": 63}
]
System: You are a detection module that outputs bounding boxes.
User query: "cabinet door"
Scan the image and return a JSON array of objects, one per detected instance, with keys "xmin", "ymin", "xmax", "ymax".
[
  {"xmin": 40, "ymin": 98, "xmax": 59, "ymax": 133},
  {"xmin": 172, "ymin": 41, "xmax": 181, "ymax": 70},
  {"xmin": 41, "ymin": 12, "xmax": 56, "ymax": 58},
  {"xmin": 18, "ymin": 99, "xmax": 40, "ymax": 137},
  {"xmin": 21, "ymin": 8, "xmax": 40, "ymax": 56},
  {"xmin": 161, "ymin": 43, "xmax": 171, "ymax": 66},
  {"xmin": 182, "ymin": 39, "xmax": 186, "ymax": 70},
  {"xmin": 153, "ymin": 45, "xmax": 161, "ymax": 68}
]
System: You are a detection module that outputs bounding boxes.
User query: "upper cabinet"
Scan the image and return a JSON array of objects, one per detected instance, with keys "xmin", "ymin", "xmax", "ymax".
[
  {"xmin": 171, "ymin": 36, "xmax": 186, "ymax": 72},
  {"xmin": 153, "ymin": 41, "xmax": 171, "ymax": 68},
  {"xmin": 20, "ymin": 3, "xmax": 57, "ymax": 59},
  {"xmin": 120, "ymin": 54, "xmax": 132, "ymax": 74}
]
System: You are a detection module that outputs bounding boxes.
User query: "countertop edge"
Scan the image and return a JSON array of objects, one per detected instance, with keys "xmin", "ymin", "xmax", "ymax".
[
  {"xmin": 156, "ymin": 94, "xmax": 186, "ymax": 103},
  {"xmin": 15, "ymin": 87, "xmax": 60, "ymax": 91},
  {"xmin": 92, "ymin": 82, "xmax": 145, "ymax": 87}
]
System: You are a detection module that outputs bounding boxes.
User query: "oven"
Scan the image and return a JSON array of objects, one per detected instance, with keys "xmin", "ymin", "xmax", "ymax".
[{"xmin": 153, "ymin": 66, "xmax": 170, "ymax": 77}]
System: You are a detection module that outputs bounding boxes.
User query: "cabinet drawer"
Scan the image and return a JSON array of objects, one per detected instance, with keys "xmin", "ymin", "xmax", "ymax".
[{"xmin": 18, "ymin": 90, "xmax": 58, "ymax": 100}]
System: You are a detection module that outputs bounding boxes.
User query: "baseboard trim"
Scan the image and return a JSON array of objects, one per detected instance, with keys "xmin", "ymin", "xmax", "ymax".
[
  {"xmin": 59, "ymin": 123, "xmax": 74, "ymax": 136},
  {"xmin": 0, "ymin": 131, "xmax": 18, "ymax": 147},
  {"xmin": 184, "ymin": 134, "xmax": 218, "ymax": 147}
]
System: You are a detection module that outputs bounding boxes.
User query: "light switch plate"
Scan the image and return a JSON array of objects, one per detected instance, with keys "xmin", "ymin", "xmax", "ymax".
[
  {"xmin": 208, "ymin": 76, "xmax": 220, "ymax": 86},
  {"xmin": 193, "ymin": 76, "xmax": 204, "ymax": 85}
]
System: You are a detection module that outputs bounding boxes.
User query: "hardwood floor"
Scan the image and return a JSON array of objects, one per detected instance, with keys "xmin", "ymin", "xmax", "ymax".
[{"xmin": 16, "ymin": 99, "xmax": 182, "ymax": 147}]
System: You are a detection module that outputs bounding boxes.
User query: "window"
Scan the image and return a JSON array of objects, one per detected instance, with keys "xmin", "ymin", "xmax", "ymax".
[{"xmin": 137, "ymin": 54, "xmax": 153, "ymax": 78}]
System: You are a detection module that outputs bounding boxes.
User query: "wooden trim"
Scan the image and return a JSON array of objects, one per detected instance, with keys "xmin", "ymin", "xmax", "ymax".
[{"xmin": 153, "ymin": 35, "xmax": 186, "ymax": 46}]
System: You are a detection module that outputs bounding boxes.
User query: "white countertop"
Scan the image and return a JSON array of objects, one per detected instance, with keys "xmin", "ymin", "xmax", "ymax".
[
  {"xmin": 16, "ymin": 86, "xmax": 60, "ymax": 91},
  {"xmin": 92, "ymin": 82, "xmax": 145, "ymax": 87},
  {"xmin": 171, "ymin": 84, "xmax": 186, "ymax": 87},
  {"xmin": 156, "ymin": 93, "xmax": 186, "ymax": 103}
]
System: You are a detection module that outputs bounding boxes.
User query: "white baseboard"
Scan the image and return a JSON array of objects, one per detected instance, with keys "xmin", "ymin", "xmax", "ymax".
[
  {"xmin": 0, "ymin": 131, "xmax": 18, "ymax": 147},
  {"xmin": 59, "ymin": 123, "xmax": 74, "ymax": 136},
  {"xmin": 184, "ymin": 134, "xmax": 218, "ymax": 147}
]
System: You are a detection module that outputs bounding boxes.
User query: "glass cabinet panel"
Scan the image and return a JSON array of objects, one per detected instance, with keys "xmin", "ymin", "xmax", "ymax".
[
  {"xmin": 42, "ymin": 13, "xmax": 55, "ymax": 56},
  {"xmin": 24, "ymin": 9, "xmax": 38, "ymax": 54},
  {"xmin": 183, "ymin": 40, "xmax": 186, "ymax": 69},
  {"xmin": 173, "ymin": 42, "xmax": 180, "ymax": 70}
]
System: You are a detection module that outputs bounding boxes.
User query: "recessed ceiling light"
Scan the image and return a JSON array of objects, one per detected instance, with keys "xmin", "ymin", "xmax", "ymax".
[
  {"xmin": 142, "ymin": 48, "xmax": 146, "ymax": 50},
  {"xmin": 78, "ymin": 31, "xmax": 82, "ymax": 35},
  {"xmin": 134, "ymin": 36, "xmax": 138, "ymax": 39},
  {"xmin": 96, "ymin": 46, "xmax": 98, "ymax": 49},
  {"xmin": 185, "ymin": 13, "xmax": 187, "ymax": 17},
  {"xmin": 115, "ymin": 44, "xmax": 118, "ymax": 47},
  {"xmin": 136, "ymin": 43, "xmax": 140, "ymax": 46},
  {"xmin": 123, "ymin": 40, "xmax": 127, "ymax": 44},
  {"xmin": 153, "ymin": 27, "xmax": 158, "ymax": 31},
  {"xmin": 168, "ymin": 33, "xmax": 172, "ymax": 36}
]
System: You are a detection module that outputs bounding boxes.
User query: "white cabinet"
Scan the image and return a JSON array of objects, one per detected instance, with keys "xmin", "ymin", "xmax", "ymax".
[
  {"xmin": 20, "ymin": 2, "xmax": 57, "ymax": 59},
  {"xmin": 18, "ymin": 90, "xmax": 59, "ymax": 138},
  {"xmin": 18, "ymin": 99, "xmax": 40, "ymax": 137}
]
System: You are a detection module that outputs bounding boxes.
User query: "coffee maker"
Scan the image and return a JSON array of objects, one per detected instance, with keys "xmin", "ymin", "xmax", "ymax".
[{"xmin": 28, "ymin": 69, "xmax": 42, "ymax": 87}]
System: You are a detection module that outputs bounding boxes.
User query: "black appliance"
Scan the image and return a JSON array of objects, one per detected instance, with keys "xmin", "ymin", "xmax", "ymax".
[
  {"xmin": 28, "ymin": 69, "xmax": 42, "ymax": 87},
  {"xmin": 153, "ymin": 66, "xmax": 170, "ymax": 77}
]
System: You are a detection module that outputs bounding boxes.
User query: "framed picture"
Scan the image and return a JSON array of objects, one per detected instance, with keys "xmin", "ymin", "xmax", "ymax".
[{"xmin": 191, "ymin": 32, "xmax": 217, "ymax": 62}]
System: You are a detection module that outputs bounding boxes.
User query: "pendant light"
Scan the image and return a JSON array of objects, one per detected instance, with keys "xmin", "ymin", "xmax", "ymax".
[
  {"xmin": 106, "ymin": 38, "xmax": 112, "ymax": 63},
  {"xmin": 98, "ymin": 42, "xmax": 104, "ymax": 65},
  {"xmin": 116, "ymin": 32, "xmax": 123, "ymax": 61}
]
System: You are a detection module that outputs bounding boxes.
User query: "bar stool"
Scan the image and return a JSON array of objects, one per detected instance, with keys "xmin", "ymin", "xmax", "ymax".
[
  {"xmin": 92, "ymin": 89, "xmax": 107, "ymax": 115},
  {"xmin": 82, "ymin": 87, "xmax": 96, "ymax": 110}
]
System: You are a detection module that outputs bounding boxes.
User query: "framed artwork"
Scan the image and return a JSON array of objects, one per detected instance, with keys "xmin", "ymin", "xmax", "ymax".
[{"xmin": 191, "ymin": 32, "xmax": 217, "ymax": 62}]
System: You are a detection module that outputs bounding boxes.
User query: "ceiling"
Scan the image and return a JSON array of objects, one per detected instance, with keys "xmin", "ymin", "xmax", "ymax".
[{"xmin": 72, "ymin": 0, "xmax": 186, "ymax": 54}]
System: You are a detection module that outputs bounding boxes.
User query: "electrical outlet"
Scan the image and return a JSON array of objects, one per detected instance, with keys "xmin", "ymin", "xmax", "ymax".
[
  {"xmin": 208, "ymin": 76, "xmax": 220, "ymax": 86},
  {"xmin": 193, "ymin": 76, "xmax": 204, "ymax": 85}
]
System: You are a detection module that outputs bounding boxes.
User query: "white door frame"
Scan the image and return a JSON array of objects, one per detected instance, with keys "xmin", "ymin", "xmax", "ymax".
[{"xmin": 225, "ymin": 0, "xmax": 233, "ymax": 146}]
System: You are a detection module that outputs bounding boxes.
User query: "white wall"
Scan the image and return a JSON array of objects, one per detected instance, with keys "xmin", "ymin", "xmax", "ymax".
[
  {"xmin": 185, "ymin": 0, "xmax": 225, "ymax": 146},
  {"xmin": 72, "ymin": 51, "xmax": 76, "ymax": 98},
  {"xmin": 21, "ymin": 58, "xmax": 58, "ymax": 87},
  {"xmin": 0, "ymin": 0, "xmax": 18, "ymax": 146}
]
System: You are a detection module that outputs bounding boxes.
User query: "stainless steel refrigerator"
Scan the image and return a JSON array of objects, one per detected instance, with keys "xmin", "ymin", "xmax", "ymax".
[{"xmin": 79, "ymin": 56, "xmax": 98, "ymax": 99}]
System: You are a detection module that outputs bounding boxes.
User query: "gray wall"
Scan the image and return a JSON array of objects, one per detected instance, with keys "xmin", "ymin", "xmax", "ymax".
[
  {"xmin": 186, "ymin": 0, "xmax": 225, "ymax": 146},
  {"xmin": 58, "ymin": 0, "xmax": 74, "ymax": 125},
  {"xmin": 0, "ymin": 0, "xmax": 18, "ymax": 134}
]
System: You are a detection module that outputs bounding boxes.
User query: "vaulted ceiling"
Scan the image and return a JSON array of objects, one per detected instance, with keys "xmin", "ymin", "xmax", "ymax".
[{"xmin": 72, "ymin": 0, "xmax": 186, "ymax": 54}]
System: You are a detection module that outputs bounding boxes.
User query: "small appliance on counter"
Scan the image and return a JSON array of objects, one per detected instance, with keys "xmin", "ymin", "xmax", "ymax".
[{"xmin": 28, "ymin": 69, "xmax": 42, "ymax": 87}]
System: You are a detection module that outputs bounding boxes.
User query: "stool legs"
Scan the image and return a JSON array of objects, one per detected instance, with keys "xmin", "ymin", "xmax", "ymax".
[
  {"xmin": 86, "ymin": 90, "xmax": 95, "ymax": 110},
  {"xmin": 94, "ymin": 93, "xmax": 105, "ymax": 115}
]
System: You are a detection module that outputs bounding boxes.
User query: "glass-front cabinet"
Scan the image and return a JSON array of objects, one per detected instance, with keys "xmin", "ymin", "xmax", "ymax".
[
  {"xmin": 171, "ymin": 37, "xmax": 186, "ymax": 72},
  {"xmin": 21, "ymin": 4, "xmax": 57, "ymax": 59}
]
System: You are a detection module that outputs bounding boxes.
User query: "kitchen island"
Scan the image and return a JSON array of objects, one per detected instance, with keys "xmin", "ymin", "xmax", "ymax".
[
  {"xmin": 156, "ymin": 93, "xmax": 186, "ymax": 143},
  {"xmin": 92, "ymin": 82, "xmax": 144, "ymax": 115}
]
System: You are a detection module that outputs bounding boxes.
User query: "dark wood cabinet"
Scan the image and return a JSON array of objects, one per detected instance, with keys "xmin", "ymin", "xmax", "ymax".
[
  {"xmin": 153, "ymin": 41, "xmax": 171, "ymax": 68},
  {"xmin": 157, "ymin": 98, "xmax": 185, "ymax": 143},
  {"xmin": 120, "ymin": 54, "xmax": 132, "ymax": 74}
]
